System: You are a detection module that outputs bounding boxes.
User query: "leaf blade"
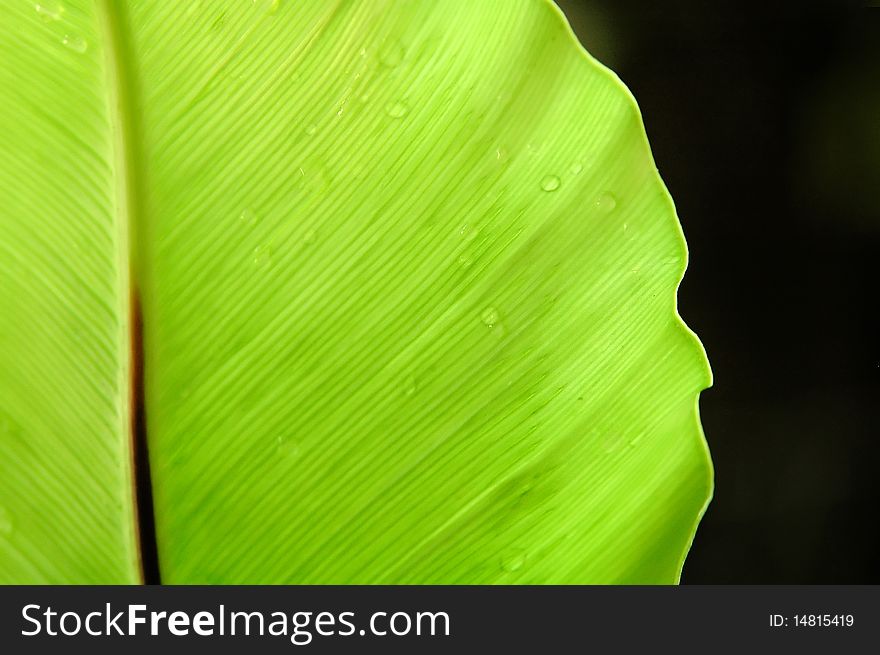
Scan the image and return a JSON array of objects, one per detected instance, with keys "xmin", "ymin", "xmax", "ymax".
[
  {"xmin": 0, "ymin": 0, "xmax": 712, "ymax": 584},
  {"xmin": 0, "ymin": 0, "xmax": 139, "ymax": 583},
  {"xmin": 131, "ymin": 0, "xmax": 712, "ymax": 583}
]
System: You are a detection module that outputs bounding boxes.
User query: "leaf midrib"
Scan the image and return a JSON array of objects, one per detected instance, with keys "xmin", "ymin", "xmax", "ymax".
[{"xmin": 96, "ymin": 0, "xmax": 155, "ymax": 584}]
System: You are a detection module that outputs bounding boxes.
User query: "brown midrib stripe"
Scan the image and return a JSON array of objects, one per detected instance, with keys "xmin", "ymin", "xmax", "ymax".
[{"xmin": 99, "ymin": 0, "xmax": 161, "ymax": 584}]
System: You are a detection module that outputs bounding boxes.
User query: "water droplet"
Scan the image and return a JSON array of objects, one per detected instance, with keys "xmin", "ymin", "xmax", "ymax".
[
  {"xmin": 302, "ymin": 229, "xmax": 316, "ymax": 244},
  {"xmin": 459, "ymin": 224, "xmax": 479, "ymax": 242},
  {"xmin": 628, "ymin": 431, "xmax": 645, "ymax": 448},
  {"xmin": 379, "ymin": 40, "xmax": 405, "ymax": 67},
  {"xmin": 496, "ymin": 147, "xmax": 509, "ymax": 163},
  {"xmin": 0, "ymin": 507, "xmax": 13, "ymax": 537},
  {"xmin": 595, "ymin": 192, "xmax": 617, "ymax": 213},
  {"xmin": 385, "ymin": 101, "xmax": 408, "ymax": 119},
  {"xmin": 457, "ymin": 254, "xmax": 472, "ymax": 268},
  {"xmin": 265, "ymin": 0, "xmax": 280, "ymax": 14},
  {"xmin": 275, "ymin": 436, "xmax": 299, "ymax": 457},
  {"xmin": 62, "ymin": 34, "xmax": 87, "ymax": 53},
  {"xmin": 239, "ymin": 208, "xmax": 258, "ymax": 227},
  {"xmin": 35, "ymin": 1, "xmax": 63, "ymax": 22},
  {"xmin": 569, "ymin": 162, "xmax": 583, "ymax": 175},
  {"xmin": 304, "ymin": 123, "xmax": 317, "ymax": 136},
  {"xmin": 297, "ymin": 162, "xmax": 332, "ymax": 195},
  {"xmin": 253, "ymin": 243, "xmax": 272, "ymax": 267},
  {"xmin": 402, "ymin": 374, "xmax": 417, "ymax": 397},
  {"xmin": 500, "ymin": 548, "xmax": 527, "ymax": 572},
  {"xmin": 481, "ymin": 306, "xmax": 500, "ymax": 328},
  {"xmin": 602, "ymin": 431, "xmax": 625, "ymax": 454},
  {"xmin": 540, "ymin": 175, "xmax": 560, "ymax": 192}
]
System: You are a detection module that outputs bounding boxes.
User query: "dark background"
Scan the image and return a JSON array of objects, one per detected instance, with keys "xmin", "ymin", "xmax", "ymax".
[{"xmin": 557, "ymin": 1, "xmax": 879, "ymax": 583}]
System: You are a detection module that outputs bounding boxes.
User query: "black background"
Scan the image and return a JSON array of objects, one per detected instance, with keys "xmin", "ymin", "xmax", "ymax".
[{"xmin": 558, "ymin": 1, "xmax": 879, "ymax": 583}]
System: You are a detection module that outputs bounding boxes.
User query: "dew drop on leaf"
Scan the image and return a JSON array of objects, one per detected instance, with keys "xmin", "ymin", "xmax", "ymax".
[
  {"xmin": 304, "ymin": 123, "xmax": 317, "ymax": 136},
  {"xmin": 253, "ymin": 243, "xmax": 272, "ymax": 267},
  {"xmin": 500, "ymin": 548, "xmax": 526, "ymax": 572},
  {"xmin": 602, "ymin": 431, "xmax": 625, "ymax": 454},
  {"xmin": 378, "ymin": 40, "xmax": 405, "ymax": 67},
  {"xmin": 569, "ymin": 161, "xmax": 583, "ymax": 175},
  {"xmin": 239, "ymin": 208, "xmax": 258, "ymax": 227},
  {"xmin": 459, "ymin": 223, "xmax": 479, "ymax": 242},
  {"xmin": 595, "ymin": 191, "xmax": 617, "ymax": 213},
  {"xmin": 62, "ymin": 34, "xmax": 87, "ymax": 53},
  {"xmin": 275, "ymin": 436, "xmax": 299, "ymax": 458},
  {"xmin": 385, "ymin": 101, "xmax": 408, "ymax": 119},
  {"xmin": 481, "ymin": 306, "xmax": 500, "ymax": 328},
  {"xmin": 34, "ymin": 1, "xmax": 62, "ymax": 22},
  {"xmin": 628, "ymin": 431, "xmax": 645, "ymax": 449},
  {"xmin": 402, "ymin": 374, "xmax": 417, "ymax": 397},
  {"xmin": 540, "ymin": 175, "xmax": 560, "ymax": 192}
]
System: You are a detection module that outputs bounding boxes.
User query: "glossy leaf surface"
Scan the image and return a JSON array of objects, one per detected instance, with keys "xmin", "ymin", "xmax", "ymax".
[{"xmin": 0, "ymin": 0, "xmax": 712, "ymax": 584}]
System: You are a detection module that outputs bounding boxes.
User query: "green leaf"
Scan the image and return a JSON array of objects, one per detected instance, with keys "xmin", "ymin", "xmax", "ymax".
[{"xmin": 0, "ymin": 0, "xmax": 712, "ymax": 584}]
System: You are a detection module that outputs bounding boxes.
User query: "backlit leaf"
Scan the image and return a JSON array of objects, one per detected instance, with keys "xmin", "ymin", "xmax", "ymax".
[{"xmin": 0, "ymin": 0, "xmax": 712, "ymax": 584}]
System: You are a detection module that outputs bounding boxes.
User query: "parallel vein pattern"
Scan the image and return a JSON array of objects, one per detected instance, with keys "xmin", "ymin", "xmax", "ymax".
[
  {"xmin": 0, "ymin": 0, "xmax": 711, "ymax": 583},
  {"xmin": 132, "ymin": 0, "xmax": 712, "ymax": 583},
  {"xmin": 0, "ymin": 0, "xmax": 139, "ymax": 583}
]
